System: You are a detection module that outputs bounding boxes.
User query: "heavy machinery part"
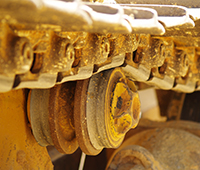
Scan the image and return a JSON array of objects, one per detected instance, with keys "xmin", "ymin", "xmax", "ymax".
[
  {"xmin": 48, "ymin": 82, "xmax": 78, "ymax": 154},
  {"xmin": 74, "ymin": 68, "xmax": 141, "ymax": 155},
  {"xmin": 29, "ymin": 68, "xmax": 141, "ymax": 156},
  {"xmin": 85, "ymin": 68, "xmax": 140, "ymax": 150},
  {"xmin": 181, "ymin": 91, "xmax": 200, "ymax": 122},
  {"xmin": 0, "ymin": 89, "xmax": 53, "ymax": 170},
  {"xmin": 106, "ymin": 120, "xmax": 200, "ymax": 170},
  {"xmin": 166, "ymin": 92, "xmax": 186, "ymax": 120},
  {"xmin": 155, "ymin": 89, "xmax": 185, "ymax": 119},
  {"xmin": 135, "ymin": 119, "xmax": 200, "ymax": 137},
  {"xmin": 107, "ymin": 145, "xmax": 163, "ymax": 170},
  {"xmin": 121, "ymin": 6, "xmax": 164, "ymax": 34},
  {"xmin": 121, "ymin": 4, "xmax": 195, "ymax": 28},
  {"xmin": 29, "ymin": 82, "xmax": 78, "ymax": 154},
  {"xmin": 0, "ymin": 24, "xmax": 34, "ymax": 92},
  {"xmin": 0, "ymin": 0, "xmax": 200, "ymax": 93},
  {"xmin": 1, "ymin": 0, "xmax": 200, "ymax": 169},
  {"xmin": 28, "ymin": 89, "xmax": 54, "ymax": 146},
  {"xmin": 116, "ymin": 0, "xmax": 200, "ymax": 8},
  {"xmin": 0, "ymin": 0, "xmax": 198, "ymax": 34},
  {"xmin": 74, "ymin": 79, "xmax": 102, "ymax": 155},
  {"xmin": 0, "ymin": 0, "xmax": 166, "ymax": 34}
]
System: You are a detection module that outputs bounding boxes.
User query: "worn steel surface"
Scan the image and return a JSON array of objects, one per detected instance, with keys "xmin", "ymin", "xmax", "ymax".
[
  {"xmin": 137, "ymin": 119, "xmax": 200, "ymax": 137},
  {"xmin": 49, "ymin": 82, "xmax": 78, "ymax": 154},
  {"xmin": 0, "ymin": 89, "xmax": 53, "ymax": 170},
  {"xmin": 29, "ymin": 89, "xmax": 54, "ymax": 146},
  {"xmin": 28, "ymin": 69, "xmax": 140, "ymax": 156},
  {"xmin": 0, "ymin": 0, "xmax": 200, "ymax": 92},
  {"xmin": 1, "ymin": 0, "xmax": 200, "ymax": 169},
  {"xmin": 107, "ymin": 119, "xmax": 200, "ymax": 170},
  {"xmin": 74, "ymin": 68, "xmax": 140, "ymax": 155},
  {"xmin": 74, "ymin": 79, "xmax": 102, "ymax": 155},
  {"xmin": 30, "ymin": 82, "xmax": 78, "ymax": 154},
  {"xmin": 116, "ymin": 0, "xmax": 200, "ymax": 8},
  {"xmin": 86, "ymin": 68, "xmax": 140, "ymax": 150}
]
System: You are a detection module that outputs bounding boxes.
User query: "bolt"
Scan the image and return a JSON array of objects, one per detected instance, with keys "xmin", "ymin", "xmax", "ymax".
[
  {"xmin": 100, "ymin": 37, "xmax": 110, "ymax": 61},
  {"xmin": 65, "ymin": 44, "xmax": 75, "ymax": 61},
  {"xmin": 182, "ymin": 53, "xmax": 189, "ymax": 67},
  {"xmin": 111, "ymin": 80, "xmax": 140, "ymax": 136},
  {"xmin": 22, "ymin": 43, "xmax": 31, "ymax": 60},
  {"xmin": 175, "ymin": 49, "xmax": 189, "ymax": 76},
  {"xmin": 15, "ymin": 37, "xmax": 33, "ymax": 74},
  {"xmin": 132, "ymin": 34, "xmax": 140, "ymax": 51},
  {"xmin": 159, "ymin": 43, "xmax": 165, "ymax": 57}
]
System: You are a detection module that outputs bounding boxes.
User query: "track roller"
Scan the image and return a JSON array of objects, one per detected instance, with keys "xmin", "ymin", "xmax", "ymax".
[
  {"xmin": 74, "ymin": 68, "xmax": 141, "ymax": 155},
  {"xmin": 28, "ymin": 82, "xmax": 78, "ymax": 154},
  {"xmin": 28, "ymin": 67, "xmax": 141, "ymax": 156}
]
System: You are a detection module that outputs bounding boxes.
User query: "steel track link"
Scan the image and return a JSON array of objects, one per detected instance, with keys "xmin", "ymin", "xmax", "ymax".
[{"xmin": 0, "ymin": 0, "xmax": 200, "ymax": 93}]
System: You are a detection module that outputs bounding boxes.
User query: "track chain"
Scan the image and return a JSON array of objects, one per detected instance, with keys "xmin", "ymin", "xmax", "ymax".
[{"xmin": 0, "ymin": 0, "xmax": 200, "ymax": 93}]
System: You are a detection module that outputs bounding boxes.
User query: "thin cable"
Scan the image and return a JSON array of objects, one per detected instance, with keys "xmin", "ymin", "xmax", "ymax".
[{"xmin": 78, "ymin": 152, "xmax": 86, "ymax": 170}]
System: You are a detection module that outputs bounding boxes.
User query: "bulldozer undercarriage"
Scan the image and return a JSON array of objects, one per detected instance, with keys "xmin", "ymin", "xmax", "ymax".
[{"xmin": 1, "ymin": 0, "xmax": 200, "ymax": 169}]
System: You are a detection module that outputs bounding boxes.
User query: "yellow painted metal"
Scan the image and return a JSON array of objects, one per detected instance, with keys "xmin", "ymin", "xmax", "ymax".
[
  {"xmin": 127, "ymin": 79, "xmax": 141, "ymax": 129},
  {"xmin": 0, "ymin": 89, "xmax": 53, "ymax": 170},
  {"xmin": 110, "ymin": 78, "xmax": 141, "ymax": 141},
  {"xmin": 111, "ymin": 81, "xmax": 133, "ymax": 137},
  {"xmin": 104, "ymin": 68, "xmax": 141, "ymax": 149}
]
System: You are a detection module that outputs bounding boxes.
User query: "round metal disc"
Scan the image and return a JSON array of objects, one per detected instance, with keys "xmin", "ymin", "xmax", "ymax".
[
  {"xmin": 29, "ymin": 89, "xmax": 53, "ymax": 147},
  {"xmin": 74, "ymin": 79, "xmax": 102, "ymax": 155},
  {"xmin": 86, "ymin": 68, "xmax": 126, "ymax": 149},
  {"xmin": 49, "ymin": 82, "xmax": 78, "ymax": 154}
]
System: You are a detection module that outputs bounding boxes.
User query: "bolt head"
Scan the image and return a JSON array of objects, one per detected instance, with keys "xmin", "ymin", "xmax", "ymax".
[{"xmin": 111, "ymin": 79, "xmax": 140, "ymax": 136}]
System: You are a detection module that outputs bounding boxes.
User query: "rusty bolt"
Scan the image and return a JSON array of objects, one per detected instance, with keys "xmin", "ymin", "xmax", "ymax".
[
  {"xmin": 174, "ymin": 49, "xmax": 189, "ymax": 77},
  {"xmin": 111, "ymin": 79, "xmax": 141, "ymax": 138},
  {"xmin": 65, "ymin": 43, "xmax": 75, "ymax": 61},
  {"xmin": 22, "ymin": 43, "xmax": 32, "ymax": 60},
  {"xmin": 56, "ymin": 40, "xmax": 75, "ymax": 72},
  {"xmin": 15, "ymin": 37, "xmax": 33, "ymax": 74},
  {"xmin": 100, "ymin": 37, "xmax": 110, "ymax": 61},
  {"xmin": 132, "ymin": 34, "xmax": 140, "ymax": 51}
]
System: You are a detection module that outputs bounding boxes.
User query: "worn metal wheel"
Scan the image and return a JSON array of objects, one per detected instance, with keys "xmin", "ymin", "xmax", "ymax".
[
  {"xmin": 29, "ymin": 89, "xmax": 53, "ymax": 147},
  {"xmin": 74, "ymin": 68, "xmax": 141, "ymax": 155},
  {"xmin": 29, "ymin": 82, "xmax": 78, "ymax": 154},
  {"xmin": 74, "ymin": 79, "xmax": 102, "ymax": 155},
  {"xmin": 48, "ymin": 82, "xmax": 78, "ymax": 154}
]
